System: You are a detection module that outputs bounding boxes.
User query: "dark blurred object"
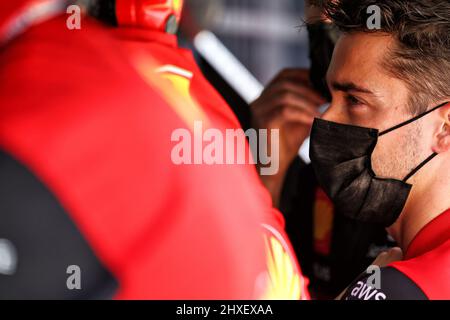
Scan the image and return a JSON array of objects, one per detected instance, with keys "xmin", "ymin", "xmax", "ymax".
[
  {"xmin": 88, "ymin": 0, "xmax": 118, "ymax": 26},
  {"xmin": 307, "ymin": 22, "xmax": 339, "ymax": 101},
  {"xmin": 0, "ymin": 151, "xmax": 117, "ymax": 299}
]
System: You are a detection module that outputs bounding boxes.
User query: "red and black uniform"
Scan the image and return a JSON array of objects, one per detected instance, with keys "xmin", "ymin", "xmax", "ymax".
[
  {"xmin": 0, "ymin": 0, "xmax": 308, "ymax": 299},
  {"xmin": 342, "ymin": 209, "xmax": 450, "ymax": 300}
]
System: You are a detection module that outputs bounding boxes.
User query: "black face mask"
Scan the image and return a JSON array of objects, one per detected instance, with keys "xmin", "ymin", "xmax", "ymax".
[{"xmin": 310, "ymin": 102, "xmax": 447, "ymax": 227}]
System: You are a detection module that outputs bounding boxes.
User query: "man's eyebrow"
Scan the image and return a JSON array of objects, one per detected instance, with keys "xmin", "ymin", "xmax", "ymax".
[{"xmin": 331, "ymin": 81, "xmax": 374, "ymax": 94}]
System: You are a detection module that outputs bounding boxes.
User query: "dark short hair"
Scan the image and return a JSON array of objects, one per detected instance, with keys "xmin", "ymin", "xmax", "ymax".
[{"xmin": 315, "ymin": 0, "xmax": 450, "ymax": 114}]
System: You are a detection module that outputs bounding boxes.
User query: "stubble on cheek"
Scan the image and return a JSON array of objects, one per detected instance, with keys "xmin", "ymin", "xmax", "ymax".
[{"xmin": 371, "ymin": 121, "xmax": 423, "ymax": 180}]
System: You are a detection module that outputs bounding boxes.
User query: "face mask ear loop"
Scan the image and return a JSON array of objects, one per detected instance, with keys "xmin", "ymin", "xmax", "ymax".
[
  {"xmin": 380, "ymin": 102, "xmax": 449, "ymax": 137},
  {"xmin": 403, "ymin": 152, "xmax": 438, "ymax": 182}
]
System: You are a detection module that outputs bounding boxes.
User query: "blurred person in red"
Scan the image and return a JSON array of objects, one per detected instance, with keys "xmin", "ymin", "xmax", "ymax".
[
  {"xmin": 0, "ymin": 0, "xmax": 309, "ymax": 299},
  {"xmin": 89, "ymin": 0, "xmax": 312, "ymax": 299}
]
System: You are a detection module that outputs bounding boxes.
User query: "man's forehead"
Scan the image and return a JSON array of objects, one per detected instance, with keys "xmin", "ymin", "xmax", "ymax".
[{"xmin": 327, "ymin": 33, "xmax": 394, "ymax": 82}]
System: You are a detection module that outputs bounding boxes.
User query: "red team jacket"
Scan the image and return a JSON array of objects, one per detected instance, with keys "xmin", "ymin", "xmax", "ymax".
[
  {"xmin": 388, "ymin": 209, "xmax": 450, "ymax": 300},
  {"xmin": 0, "ymin": 1, "xmax": 309, "ymax": 299},
  {"xmin": 343, "ymin": 209, "xmax": 450, "ymax": 300}
]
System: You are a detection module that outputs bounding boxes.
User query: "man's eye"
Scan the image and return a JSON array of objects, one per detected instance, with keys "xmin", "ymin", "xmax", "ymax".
[{"xmin": 345, "ymin": 94, "xmax": 363, "ymax": 107}]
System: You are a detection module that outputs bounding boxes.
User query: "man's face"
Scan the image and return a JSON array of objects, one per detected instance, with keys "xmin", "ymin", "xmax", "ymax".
[{"xmin": 323, "ymin": 32, "xmax": 430, "ymax": 181}]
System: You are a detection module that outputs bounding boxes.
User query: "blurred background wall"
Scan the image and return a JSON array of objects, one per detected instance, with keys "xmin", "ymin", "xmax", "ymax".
[{"xmin": 182, "ymin": 0, "xmax": 309, "ymax": 85}]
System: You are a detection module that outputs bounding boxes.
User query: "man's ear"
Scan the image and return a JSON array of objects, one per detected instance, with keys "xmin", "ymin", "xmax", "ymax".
[{"xmin": 434, "ymin": 103, "xmax": 450, "ymax": 153}]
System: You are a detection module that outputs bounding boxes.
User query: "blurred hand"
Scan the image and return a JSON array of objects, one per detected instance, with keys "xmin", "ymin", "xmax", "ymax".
[{"xmin": 250, "ymin": 68, "xmax": 326, "ymax": 205}]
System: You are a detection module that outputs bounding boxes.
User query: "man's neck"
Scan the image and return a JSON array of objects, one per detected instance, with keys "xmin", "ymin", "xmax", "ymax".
[{"xmin": 388, "ymin": 174, "xmax": 450, "ymax": 253}]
